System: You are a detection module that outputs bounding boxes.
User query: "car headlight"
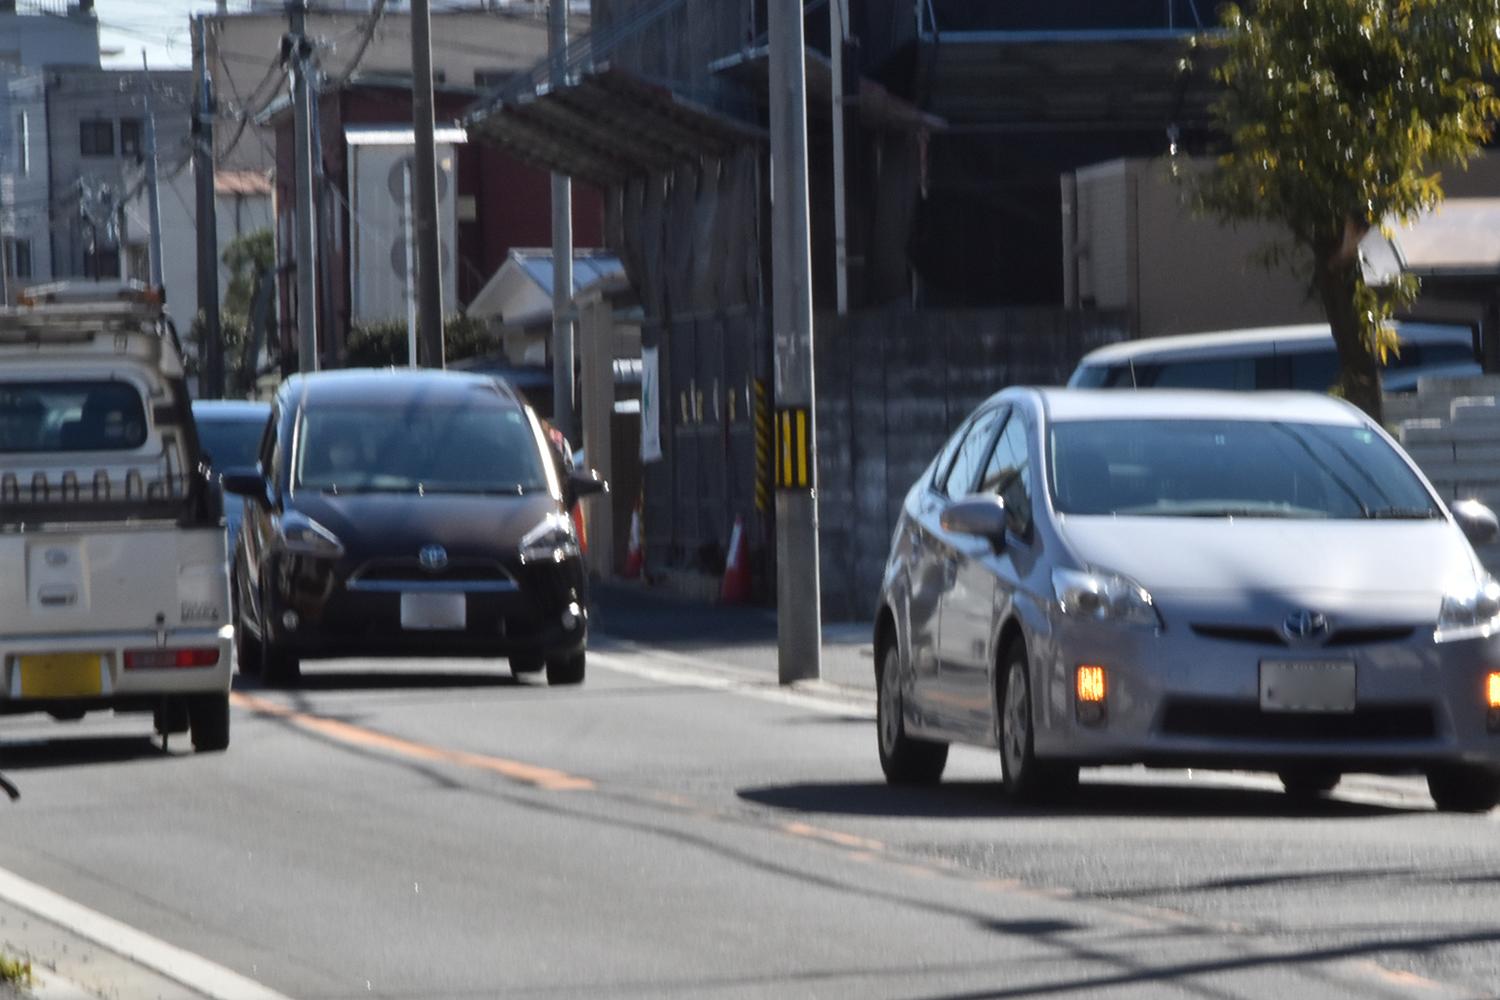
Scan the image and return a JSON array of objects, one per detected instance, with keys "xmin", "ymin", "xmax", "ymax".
[
  {"xmin": 1052, "ymin": 567, "xmax": 1160, "ymax": 629},
  {"xmin": 273, "ymin": 511, "xmax": 345, "ymax": 559},
  {"xmin": 519, "ymin": 513, "xmax": 580, "ymax": 565},
  {"xmin": 1435, "ymin": 575, "xmax": 1500, "ymax": 642}
]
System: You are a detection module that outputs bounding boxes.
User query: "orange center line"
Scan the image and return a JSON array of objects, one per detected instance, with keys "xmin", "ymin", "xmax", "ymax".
[{"xmin": 231, "ymin": 692, "xmax": 595, "ymax": 792}]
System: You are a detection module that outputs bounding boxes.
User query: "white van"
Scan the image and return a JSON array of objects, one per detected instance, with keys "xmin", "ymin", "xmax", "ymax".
[{"xmin": 1068, "ymin": 323, "xmax": 1479, "ymax": 393}]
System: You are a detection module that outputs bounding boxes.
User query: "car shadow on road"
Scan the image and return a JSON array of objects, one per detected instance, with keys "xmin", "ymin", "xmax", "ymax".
[
  {"xmin": 0, "ymin": 735, "xmax": 169, "ymax": 771},
  {"xmin": 737, "ymin": 778, "xmax": 1425, "ymax": 819},
  {"xmin": 232, "ymin": 670, "xmax": 521, "ymax": 693}
]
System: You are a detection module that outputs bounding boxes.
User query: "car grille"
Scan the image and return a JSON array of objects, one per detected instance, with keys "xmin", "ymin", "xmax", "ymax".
[
  {"xmin": 349, "ymin": 558, "xmax": 517, "ymax": 586},
  {"xmin": 1158, "ymin": 698, "xmax": 1437, "ymax": 742},
  {"xmin": 1189, "ymin": 624, "xmax": 1417, "ymax": 648}
]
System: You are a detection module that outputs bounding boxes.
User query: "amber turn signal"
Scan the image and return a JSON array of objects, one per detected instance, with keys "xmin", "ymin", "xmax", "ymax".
[{"xmin": 1076, "ymin": 665, "xmax": 1107, "ymax": 704}]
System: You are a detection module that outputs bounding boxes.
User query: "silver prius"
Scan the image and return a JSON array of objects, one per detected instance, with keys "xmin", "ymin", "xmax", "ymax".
[{"xmin": 874, "ymin": 389, "xmax": 1500, "ymax": 812}]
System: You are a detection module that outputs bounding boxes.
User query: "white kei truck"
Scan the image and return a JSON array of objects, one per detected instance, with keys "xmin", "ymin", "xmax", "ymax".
[{"xmin": 0, "ymin": 281, "xmax": 232, "ymax": 752}]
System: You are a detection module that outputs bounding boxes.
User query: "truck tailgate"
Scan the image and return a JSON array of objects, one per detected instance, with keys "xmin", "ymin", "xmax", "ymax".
[{"xmin": 0, "ymin": 525, "xmax": 227, "ymax": 638}]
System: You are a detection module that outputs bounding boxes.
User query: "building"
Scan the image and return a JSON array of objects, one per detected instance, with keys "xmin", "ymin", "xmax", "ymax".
[{"xmin": 0, "ymin": 0, "xmax": 99, "ymax": 71}]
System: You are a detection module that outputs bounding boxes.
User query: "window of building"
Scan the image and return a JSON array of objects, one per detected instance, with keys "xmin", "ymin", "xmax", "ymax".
[
  {"xmin": 15, "ymin": 112, "xmax": 28, "ymax": 177},
  {"xmin": 12, "ymin": 240, "xmax": 32, "ymax": 280},
  {"xmin": 79, "ymin": 120, "xmax": 114, "ymax": 157},
  {"xmin": 119, "ymin": 119, "xmax": 143, "ymax": 158}
]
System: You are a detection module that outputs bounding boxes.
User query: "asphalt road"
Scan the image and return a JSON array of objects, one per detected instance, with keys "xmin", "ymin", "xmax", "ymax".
[{"xmin": 0, "ymin": 606, "xmax": 1497, "ymax": 999}]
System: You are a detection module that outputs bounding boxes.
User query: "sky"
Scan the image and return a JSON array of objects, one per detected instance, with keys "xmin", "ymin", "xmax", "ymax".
[{"xmin": 94, "ymin": 0, "xmax": 221, "ymax": 70}]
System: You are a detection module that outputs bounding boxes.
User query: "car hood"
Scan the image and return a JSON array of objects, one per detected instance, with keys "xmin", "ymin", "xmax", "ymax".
[
  {"xmin": 1057, "ymin": 516, "xmax": 1481, "ymax": 619},
  {"xmin": 291, "ymin": 490, "xmax": 560, "ymax": 557}
]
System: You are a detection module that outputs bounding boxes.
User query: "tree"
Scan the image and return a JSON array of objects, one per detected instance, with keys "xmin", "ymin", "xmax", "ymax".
[{"xmin": 1195, "ymin": 0, "xmax": 1500, "ymax": 421}]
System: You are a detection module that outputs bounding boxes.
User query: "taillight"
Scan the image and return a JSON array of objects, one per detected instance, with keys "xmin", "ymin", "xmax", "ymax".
[{"xmin": 123, "ymin": 648, "xmax": 220, "ymax": 670}]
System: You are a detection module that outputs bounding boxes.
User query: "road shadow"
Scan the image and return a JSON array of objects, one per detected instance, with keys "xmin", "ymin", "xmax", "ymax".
[
  {"xmin": 233, "ymin": 669, "xmax": 520, "ymax": 693},
  {"xmin": 737, "ymin": 778, "xmax": 1425, "ymax": 819},
  {"xmin": 0, "ymin": 734, "xmax": 169, "ymax": 771}
]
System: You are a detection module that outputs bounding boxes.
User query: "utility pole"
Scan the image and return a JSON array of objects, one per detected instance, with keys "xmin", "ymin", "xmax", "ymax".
[
  {"xmin": 403, "ymin": 161, "xmax": 418, "ymax": 366},
  {"xmin": 769, "ymin": 0, "xmax": 822, "ymax": 683},
  {"xmin": 410, "ymin": 0, "xmax": 445, "ymax": 367},
  {"xmin": 192, "ymin": 16, "xmax": 223, "ymax": 398},
  {"xmin": 140, "ymin": 51, "xmax": 164, "ymax": 290},
  {"xmin": 829, "ymin": 0, "xmax": 849, "ymax": 316},
  {"xmin": 549, "ymin": 0, "xmax": 575, "ymax": 440},
  {"xmin": 288, "ymin": 0, "xmax": 319, "ymax": 372}
]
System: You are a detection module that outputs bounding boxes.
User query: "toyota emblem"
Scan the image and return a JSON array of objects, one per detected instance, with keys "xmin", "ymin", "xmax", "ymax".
[
  {"xmin": 1282, "ymin": 609, "xmax": 1330, "ymax": 643},
  {"xmin": 418, "ymin": 544, "xmax": 449, "ymax": 572}
]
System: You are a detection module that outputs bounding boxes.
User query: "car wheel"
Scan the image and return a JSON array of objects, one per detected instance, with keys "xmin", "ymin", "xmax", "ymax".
[
  {"xmin": 1278, "ymin": 768, "xmax": 1340, "ymax": 801},
  {"xmin": 232, "ymin": 559, "xmax": 262, "ymax": 677},
  {"xmin": 545, "ymin": 652, "xmax": 585, "ymax": 686},
  {"xmin": 261, "ymin": 642, "xmax": 302, "ymax": 688},
  {"xmin": 510, "ymin": 654, "xmax": 545, "ymax": 677},
  {"xmin": 154, "ymin": 697, "xmax": 190, "ymax": 737},
  {"xmin": 999, "ymin": 644, "xmax": 1077, "ymax": 803},
  {"xmin": 188, "ymin": 693, "xmax": 230, "ymax": 753},
  {"xmin": 876, "ymin": 642, "xmax": 948, "ymax": 786},
  {"xmin": 1427, "ymin": 765, "xmax": 1500, "ymax": 813}
]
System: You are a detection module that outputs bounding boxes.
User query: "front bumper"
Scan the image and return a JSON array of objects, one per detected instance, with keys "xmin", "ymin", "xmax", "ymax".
[
  {"xmin": 0, "ymin": 625, "xmax": 233, "ymax": 714},
  {"xmin": 1032, "ymin": 619, "xmax": 1500, "ymax": 770}
]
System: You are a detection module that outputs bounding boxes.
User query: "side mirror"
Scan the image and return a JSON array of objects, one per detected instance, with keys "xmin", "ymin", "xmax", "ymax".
[
  {"xmin": 1452, "ymin": 499, "xmax": 1499, "ymax": 546},
  {"xmin": 220, "ymin": 467, "xmax": 267, "ymax": 499},
  {"xmin": 940, "ymin": 495, "xmax": 1008, "ymax": 550},
  {"xmin": 569, "ymin": 470, "xmax": 609, "ymax": 498}
]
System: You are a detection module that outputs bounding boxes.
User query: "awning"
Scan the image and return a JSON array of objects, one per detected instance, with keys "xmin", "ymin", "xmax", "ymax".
[
  {"xmin": 467, "ymin": 248, "xmax": 627, "ymax": 328},
  {"xmin": 1363, "ymin": 199, "xmax": 1500, "ymax": 286},
  {"xmin": 464, "ymin": 66, "xmax": 765, "ymax": 186}
]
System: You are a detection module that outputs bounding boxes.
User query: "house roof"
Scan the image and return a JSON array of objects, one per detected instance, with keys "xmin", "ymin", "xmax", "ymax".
[
  {"xmin": 1362, "ymin": 199, "xmax": 1500, "ymax": 284},
  {"xmin": 467, "ymin": 249, "xmax": 628, "ymax": 328},
  {"xmin": 215, "ymin": 170, "xmax": 272, "ymax": 196}
]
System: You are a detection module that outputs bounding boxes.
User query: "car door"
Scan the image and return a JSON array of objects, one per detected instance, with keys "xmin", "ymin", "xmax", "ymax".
[
  {"xmin": 236, "ymin": 399, "xmax": 284, "ymax": 632},
  {"xmin": 940, "ymin": 407, "xmax": 1042, "ymax": 737},
  {"xmin": 929, "ymin": 405, "xmax": 1009, "ymax": 730}
]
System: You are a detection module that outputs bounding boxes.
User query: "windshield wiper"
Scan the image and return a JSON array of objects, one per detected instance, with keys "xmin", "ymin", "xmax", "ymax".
[{"xmin": 1367, "ymin": 506, "xmax": 1441, "ymax": 520}]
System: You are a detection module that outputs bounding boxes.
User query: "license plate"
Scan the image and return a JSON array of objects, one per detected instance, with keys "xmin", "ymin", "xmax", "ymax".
[
  {"xmin": 1259, "ymin": 660, "xmax": 1356, "ymax": 713},
  {"xmin": 18, "ymin": 653, "xmax": 104, "ymax": 698},
  {"xmin": 400, "ymin": 593, "xmax": 466, "ymax": 631}
]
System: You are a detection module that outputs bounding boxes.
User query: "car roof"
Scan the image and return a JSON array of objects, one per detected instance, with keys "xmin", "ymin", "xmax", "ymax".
[
  {"xmin": 285, "ymin": 367, "xmax": 527, "ymax": 409},
  {"xmin": 191, "ymin": 399, "xmax": 271, "ymax": 420},
  {"xmin": 1076, "ymin": 322, "xmax": 1470, "ymax": 366},
  {"xmin": 1030, "ymin": 388, "xmax": 1367, "ymax": 426}
]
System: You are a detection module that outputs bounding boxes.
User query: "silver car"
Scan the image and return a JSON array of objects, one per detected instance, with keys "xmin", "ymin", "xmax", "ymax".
[{"xmin": 874, "ymin": 389, "xmax": 1500, "ymax": 812}]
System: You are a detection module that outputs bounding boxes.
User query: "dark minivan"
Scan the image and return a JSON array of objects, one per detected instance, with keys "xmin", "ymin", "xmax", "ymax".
[{"xmin": 222, "ymin": 369, "xmax": 605, "ymax": 686}]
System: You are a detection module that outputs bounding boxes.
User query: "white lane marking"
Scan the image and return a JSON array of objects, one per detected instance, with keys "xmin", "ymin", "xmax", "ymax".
[{"xmin": 0, "ymin": 866, "xmax": 292, "ymax": 1000}]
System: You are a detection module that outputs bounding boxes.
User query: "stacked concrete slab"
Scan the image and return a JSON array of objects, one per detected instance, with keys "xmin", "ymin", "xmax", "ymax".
[{"xmin": 1391, "ymin": 375, "xmax": 1500, "ymax": 570}]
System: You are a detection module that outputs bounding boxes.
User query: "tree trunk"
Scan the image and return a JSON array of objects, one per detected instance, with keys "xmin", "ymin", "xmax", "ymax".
[{"xmin": 1314, "ymin": 250, "xmax": 1384, "ymax": 424}]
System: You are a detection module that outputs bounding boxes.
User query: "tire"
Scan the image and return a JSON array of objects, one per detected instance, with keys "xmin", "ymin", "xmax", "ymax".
[
  {"xmin": 1427, "ymin": 765, "xmax": 1500, "ymax": 813},
  {"xmin": 232, "ymin": 559, "xmax": 263, "ymax": 678},
  {"xmin": 998, "ymin": 643, "xmax": 1078, "ymax": 803},
  {"xmin": 545, "ymin": 652, "xmax": 586, "ymax": 686},
  {"xmin": 510, "ymin": 654, "xmax": 546, "ymax": 677},
  {"xmin": 876, "ymin": 642, "xmax": 948, "ymax": 786},
  {"xmin": 154, "ymin": 698, "xmax": 190, "ymax": 736},
  {"xmin": 261, "ymin": 643, "xmax": 301, "ymax": 688},
  {"xmin": 1279, "ymin": 768, "xmax": 1340, "ymax": 801},
  {"xmin": 188, "ymin": 693, "xmax": 230, "ymax": 753}
]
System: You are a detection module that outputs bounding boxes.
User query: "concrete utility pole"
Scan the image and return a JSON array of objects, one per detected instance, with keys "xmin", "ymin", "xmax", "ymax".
[
  {"xmin": 288, "ymin": 0, "xmax": 319, "ymax": 372},
  {"xmin": 192, "ymin": 16, "xmax": 223, "ymax": 398},
  {"xmin": 410, "ymin": 0, "xmax": 445, "ymax": 367},
  {"xmin": 829, "ymin": 0, "xmax": 849, "ymax": 316},
  {"xmin": 769, "ymin": 0, "xmax": 822, "ymax": 683},
  {"xmin": 549, "ymin": 0, "xmax": 575, "ymax": 440},
  {"xmin": 403, "ymin": 161, "xmax": 418, "ymax": 366},
  {"xmin": 140, "ymin": 51, "xmax": 164, "ymax": 290}
]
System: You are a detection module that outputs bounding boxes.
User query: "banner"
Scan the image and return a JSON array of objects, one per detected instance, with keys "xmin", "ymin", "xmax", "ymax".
[{"xmin": 640, "ymin": 346, "xmax": 662, "ymax": 463}]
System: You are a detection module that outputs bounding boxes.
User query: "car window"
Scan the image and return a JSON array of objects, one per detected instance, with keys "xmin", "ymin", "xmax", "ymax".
[
  {"xmin": 940, "ymin": 406, "xmax": 1008, "ymax": 501},
  {"xmin": 1049, "ymin": 419, "xmax": 1440, "ymax": 519},
  {"xmin": 196, "ymin": 416, "xmax": 267, "ymax": 471},
  {"xmin": 978, "ymin": 413, "xmax": 1032, "ymax": 535},
  {"xmin": 1143, "ymin": 358, "xmax": 1257, "ymax": 390},
  {"xmin": 1287, "ymin": 349, "xmax": 1341, "ymax": 392},
  {"xmin": 929, "ymin": 420, "xmax": 971, "ymax": 493},
  {"xmin": 0, "ymin": 380, "xmax": 148, "ymax": 453}
]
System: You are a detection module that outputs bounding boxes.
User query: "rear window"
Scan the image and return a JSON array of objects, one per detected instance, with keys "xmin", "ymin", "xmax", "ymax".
[
  {"xmin": 0, "ymin": 381, "xmax": 148, "ymax": 453},
  {"xmin": 196, "ymin": 416, "xmax": 266, "ymax": 470}
]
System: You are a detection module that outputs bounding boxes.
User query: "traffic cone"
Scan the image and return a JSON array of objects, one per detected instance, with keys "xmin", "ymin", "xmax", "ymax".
[
  {"xmin": 719, "ymin": 515, "xmax": 751, "ymax": 605},
  {"xmin": 571, "ymin": 502, "xmax": 589, "ymax": 558},
  {"xmin": 622, "ymin": 501, "xmax": 644, "ymax": 580}
]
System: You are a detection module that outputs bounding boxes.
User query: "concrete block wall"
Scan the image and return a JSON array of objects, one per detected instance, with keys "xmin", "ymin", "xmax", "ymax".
[{"xmin": 1393, "ymin": 375, "xmax": 1500, "ymax": 570}]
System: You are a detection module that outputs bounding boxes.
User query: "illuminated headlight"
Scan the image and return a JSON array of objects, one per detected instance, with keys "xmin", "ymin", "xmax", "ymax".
[
  {"xmin": 519, "ymin": 514, "xmax": 580, "ymax": 565},
  {"xmin": 1052, "ymin": 567, "xmax": 1160, "ymax": 629},
  {"xmin": 274, "ymin": 511, "xmax": 345, "ymax": 559},
  {"xmin": 1434, "ymin": 575, "xmax": 1500, "ymax": 642}
]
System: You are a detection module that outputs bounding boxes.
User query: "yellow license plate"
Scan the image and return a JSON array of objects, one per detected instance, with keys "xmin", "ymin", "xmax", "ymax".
[{"xmin": 18, "ymin": 654, "xmax": 104, "ymax": 698}]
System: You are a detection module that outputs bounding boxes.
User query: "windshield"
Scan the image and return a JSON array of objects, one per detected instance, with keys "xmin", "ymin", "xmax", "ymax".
[
  {"xmin": 1049, "ymin": 419, "xmax": 1441, "ymax": 520},
  {"xmin": 294, "ymin": 401, "xmax": 549, "ymax": 495},
  {"xmin": 0, "ymin": 380, "xmax": 148, "ymax": 453},
  {"xmin": 195, "ymin": 416, "xmax": 266, "ymax": 471}
]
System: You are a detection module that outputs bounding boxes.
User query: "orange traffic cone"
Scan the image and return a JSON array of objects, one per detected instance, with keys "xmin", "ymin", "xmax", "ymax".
[
  {"xmin": 719, "ymin": 515, "xmax": 751, "ymax": 605},
  {"xmin": 622, "ymin": 502, "xmax": 644, "ymax": 580},
  {"xmin": 571, "ymin": 502, "xmax": 589, "ymax": 558}
]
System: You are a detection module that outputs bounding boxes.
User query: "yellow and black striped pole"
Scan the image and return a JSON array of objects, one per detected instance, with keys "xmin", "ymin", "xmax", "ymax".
[{"xmin": 774, "ymin": 406, "xmax": 812, "ymax": 491}]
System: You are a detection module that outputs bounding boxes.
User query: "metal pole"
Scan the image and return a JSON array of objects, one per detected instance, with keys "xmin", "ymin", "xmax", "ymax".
[
  {"xmin": 289, "ymin": 0, "xmax": 319, "ymax": 372},
  {"xmin": 549, "ymin": 0, "xmax": 575, "ymax": 440},
  {"xmin": 140, "ymin": 51, "xmax": 164, "ymax": 290},
  {"xmin": 410, "ymin": 0, "xmax": 445, "ymax": 368},
  {"xmin": 193, "ymin": 16, "xmax": 224, "ymax": 398},
  {"xmin": 769, "ymin": 0, "xmax": 822, "ymax": 683},
  {"xmin": 830, "ymin": 0, "xmax": 848, "ymax": 317},
  {"xmin": 403, "ymin": 161, "xmax": 418, "ymax": 367}
]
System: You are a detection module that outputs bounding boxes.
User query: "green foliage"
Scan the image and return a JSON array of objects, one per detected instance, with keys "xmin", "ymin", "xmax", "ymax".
[
  {"xmin": 1194, "ymin": 0, "xmax": 1500, "ymax": 414},
  {"xmin": 0, "ymin": 955, "xmax": 31, "ymax": 987},
  {"xmin": 344, "ymin": 313, "xmax": 495, "ymax": 368}
]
